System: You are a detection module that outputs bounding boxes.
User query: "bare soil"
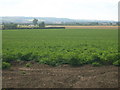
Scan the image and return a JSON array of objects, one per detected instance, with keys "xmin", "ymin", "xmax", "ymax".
[
  {"xmin": 65, "ymin": 26, "xmax": 118, "ymax": 29},
  {"xmin": 2, "ymin": 61, "xmax": 119, "ymax": 88},
  {"xmin": 47, "ymin": 25, "xmax": 118, "ymax": 29}
]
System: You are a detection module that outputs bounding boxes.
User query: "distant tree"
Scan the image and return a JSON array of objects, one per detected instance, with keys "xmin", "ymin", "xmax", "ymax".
[
  {"xmin": 109, "ymin": 22, "xmax": 112, "ymax": 26},
  {"xmin": 116, "ymin": 22, "xmax": 119, "ymax": 26},
  {"xmin": 39, "ymin": 22, "xmax": 45, "ymax": 28},
  {"xmin": 2, "ymin": 23, "xmax": 18, "ymax": 30},
  {"xmin": 33, "ymin": 18, "xmax": 38, "ymax": 26}
]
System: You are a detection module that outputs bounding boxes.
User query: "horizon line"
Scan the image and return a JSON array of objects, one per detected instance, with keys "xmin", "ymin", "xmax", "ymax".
[{"xmin": 1, "ymin": 16, "xmax": 117, "ymax": 22}]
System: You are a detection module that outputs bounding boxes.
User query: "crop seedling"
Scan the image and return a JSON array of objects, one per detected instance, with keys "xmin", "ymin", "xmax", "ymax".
[{"xmin": 2, "ymin": 29, "xmax": 118, "ymax": 67}]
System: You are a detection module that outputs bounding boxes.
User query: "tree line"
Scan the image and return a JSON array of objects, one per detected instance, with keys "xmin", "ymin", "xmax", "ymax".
[{"xmin": 2, "ymin": 18, "xmax": 45, "ymax": 30}]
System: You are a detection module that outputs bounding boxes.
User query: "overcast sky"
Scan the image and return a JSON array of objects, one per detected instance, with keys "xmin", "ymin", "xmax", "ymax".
[{"xmin": 0, "ymin": 0, "xmax": 119, "ymax": 21}]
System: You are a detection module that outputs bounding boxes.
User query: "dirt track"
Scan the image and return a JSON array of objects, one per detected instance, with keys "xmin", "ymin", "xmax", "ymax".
[{"xmin": 2, "ymin": 62, "xmax": 119, "ymax": 88}]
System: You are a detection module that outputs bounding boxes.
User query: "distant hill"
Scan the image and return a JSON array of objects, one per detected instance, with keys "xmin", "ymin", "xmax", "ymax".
[{"xmin": 1, "ymin": 16, "xmax": 116, "ymax": 24}]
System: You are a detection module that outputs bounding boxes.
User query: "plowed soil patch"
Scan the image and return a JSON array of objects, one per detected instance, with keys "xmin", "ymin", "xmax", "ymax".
[{"xmin": 2, "ymin": 63, "xmax": 118, "ymax": 88}]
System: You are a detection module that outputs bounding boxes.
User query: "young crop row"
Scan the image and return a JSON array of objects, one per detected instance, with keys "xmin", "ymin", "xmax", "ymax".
[
  {"xmin": 2, "ymin": 29, "xmax": 119, "ymax": 69},
  {"xmin": 3, "ymin": 46, "xmax": 119, "ymax": 66}
]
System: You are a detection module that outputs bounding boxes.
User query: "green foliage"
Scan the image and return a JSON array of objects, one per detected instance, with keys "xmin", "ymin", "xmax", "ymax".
[
  {"xmin": 33, "ymin": 18, "xmax": 38, "ymax": 26},
  {"xmin": 25, "ymin": 63, "xmax": 31, "ymax": 67},
  {"xmin": 113, "ymin": 60, "xmax": 120, "ymax": 66},
  {"xmin": 92, "ymin": 62, "xmax": 101, "ymax": 67},
  {"xmin": 3, "ymin": 23, "xmax": 18, "ymax": 30},
  {"xmin": 69, "ymin": 57, "xmax": 81, "ymax": 66},
  {"xmin": 2, "ymin": 62, "xmax": 11, "ymax": 69},
  {"xmin": 2, "ymin": 29, "xmax": 118, "ymax": 67},
  {"xmin": 21, "ymin": 52, "xmax": 33, "ymax": 61},
  {"xmin": 39, "ymin": 22, "xmax": 45, "ymax": 28}
]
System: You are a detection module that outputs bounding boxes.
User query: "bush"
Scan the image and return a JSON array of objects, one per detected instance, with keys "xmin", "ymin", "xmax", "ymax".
[{"xmin": 2, "ymin": 62, "xmax": 11, "ymax": 69}]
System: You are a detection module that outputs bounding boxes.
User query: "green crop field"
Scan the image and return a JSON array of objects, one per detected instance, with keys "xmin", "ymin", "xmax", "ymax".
[{"xmin": 2, "ymin": 29, "xmax": 119, "ymax": 68}]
